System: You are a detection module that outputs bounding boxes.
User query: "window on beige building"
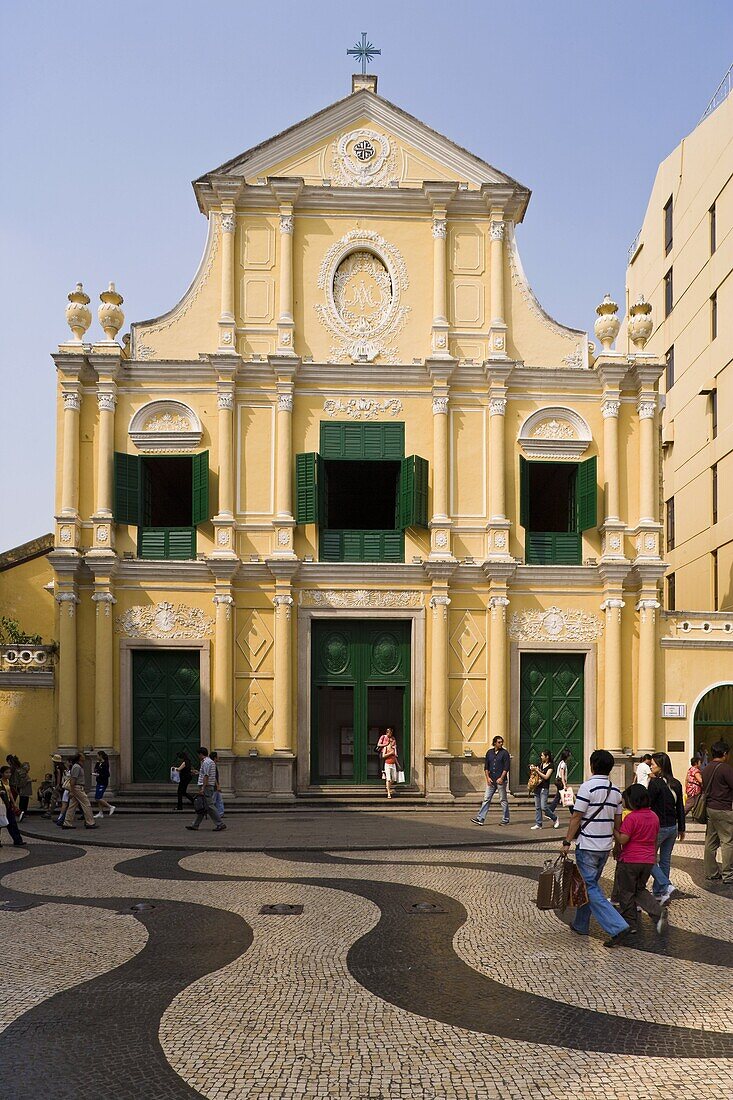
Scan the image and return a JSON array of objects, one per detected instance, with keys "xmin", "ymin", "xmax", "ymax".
[
  {"xmin": 712, "ymin": 549, "xmax": 719, "ymax": 611},
  {"xmin": 711, "ymin": 291, "xmax": 718, "ymax": 340},
  {"xmin": 666, "ymin": 497, "xmax": 675, "ymax": 551},
  {"xmin": 664, "ymin": 196, "xmax": 673, "ymax": 255},
  {"xmin": 664, "ymin": 268, "xmax": 673, "ymax": 317},
  {"xmin": 665, "ymin": 345, "xmax": 675, "ymax": 390},
  {"xmin": 710, "ymin": 203, "xmax": 717, "ymax": 255},
  {"xmin": 667, "ymin": 572, "xmax": 675, "ymax": 612},
  {"xmin": 711, "ymin": 388, "xmax": 718, "ymax": 439},
  {"xmin": 712, "ymin": 463, "xmax": 718, "ymax": 524}
]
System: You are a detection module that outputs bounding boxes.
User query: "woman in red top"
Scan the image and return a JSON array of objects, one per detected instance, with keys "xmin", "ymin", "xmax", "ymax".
[
  {"xmin": 684, "ymin": 756, "xmax": 703, "ymax": 813},
  {"xmin": 380, "ymin": 728, "xmax": 399, "ymax": 800},
  {"xmin": 611, "ymin": 784, "xmax": 670, "ymax": 941}
]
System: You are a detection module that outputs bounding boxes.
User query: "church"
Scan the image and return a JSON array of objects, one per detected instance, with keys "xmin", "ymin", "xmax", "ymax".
[{"xmin": 1, "ymin": 71, "xmax": 730, "ymax": 802}]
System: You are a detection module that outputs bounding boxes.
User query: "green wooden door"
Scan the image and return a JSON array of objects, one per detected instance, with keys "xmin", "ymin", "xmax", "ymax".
[
  {"xmin": 132, "ymin": 650, "xmax": 201, "ymax": 781},
  {"xmin": 519, "ymin": 653, "xmax": 584, "ymax": 785},
  {"xmin": 311, "ymin": 620, "xmax": 410, "ymax": 784}
]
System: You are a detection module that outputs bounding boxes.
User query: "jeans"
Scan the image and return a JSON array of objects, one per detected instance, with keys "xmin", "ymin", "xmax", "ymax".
[
  {"xmin": 191, "ymin": 786, "xmax": 222, "ymax": 828},
  {"xmin": 571, "ymin": 849, "xmax": 630, "ymax": 937},
  {"xmin": 534, "ymin": 787, "xmax": 558, "ymax": 826},
  {"xmin": 213, "ymin": 791, "xmax": 224, "ymax": 817},
  {"xmin": 476, "ymin": 781, "xmax": 509, "ymax": 823},
  {"xmin": 704, "ymin": 808, "xmax": 733, "ymax": 882},
  {"xmin": 650, "ymin": 824, "xmax": 677, "ymax": 895}
]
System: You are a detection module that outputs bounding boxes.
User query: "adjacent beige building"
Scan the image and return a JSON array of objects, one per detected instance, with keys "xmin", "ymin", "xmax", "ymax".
[{"xmin": 622, "ymin": 80, "xmax": 733, "ymax": 613}]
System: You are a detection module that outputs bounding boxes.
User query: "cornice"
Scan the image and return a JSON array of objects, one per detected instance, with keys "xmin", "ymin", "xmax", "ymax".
[
  {"xmin": 297, "ymin": 562, "xmax": 428, "ymax": 586},
  {"xmin": 511, "ymin": 565, "xmax": 602, "ymax": 590}
]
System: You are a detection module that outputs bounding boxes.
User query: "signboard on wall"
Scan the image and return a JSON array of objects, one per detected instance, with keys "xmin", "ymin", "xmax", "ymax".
[{"xmin": 661, "ymin": 703, "xmax": 687, "ymax": 719}]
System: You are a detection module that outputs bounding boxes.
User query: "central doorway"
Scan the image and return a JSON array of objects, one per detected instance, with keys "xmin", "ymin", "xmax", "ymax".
[
  {"xmin": 311, "ymin": 620, "xmax": 411, "ymax": 784},
  {"xmin": 132, "ymin": 649, "xmax": 201, "ymax": 782},
  {"xmin": 519, "ymin": 652, "xmax": 584, "ymax": 785}
]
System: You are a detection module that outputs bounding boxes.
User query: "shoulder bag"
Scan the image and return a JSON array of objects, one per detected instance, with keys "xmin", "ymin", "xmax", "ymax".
[{"xmin": 689, "ymin": 762, "xmax": 722, "ymax": 826}]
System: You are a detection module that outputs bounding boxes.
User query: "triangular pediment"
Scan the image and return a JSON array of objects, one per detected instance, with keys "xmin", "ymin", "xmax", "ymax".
[{"xmin": 196, "ymin": 89, "xmax": 527, "ymax": 195}]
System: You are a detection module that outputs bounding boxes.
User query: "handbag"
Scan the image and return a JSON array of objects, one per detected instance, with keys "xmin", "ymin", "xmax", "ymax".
[
  {"xmin": 192, "ymin": 793, "xmax": 206, "ymax": 814},
  {"xmin": 170, "ymin": 767, "xmax": 180, "ymax": 784},
  {"xmin": 397, "ymin": 770, "xmax": 406, "ymax": 784},
  {"xmin": 560, "ymin": 786, "xmax": 575, "ymax": 808},
  {"xmin": 527, "ymin": 771, "xmax": 541, "ymax": 794},
  {"xmin": 689, "ymin": 762, "xmax": 722, "ymax": 826},
  {"xmin": 569, "ymin": 861, "xmax": 589, "ymax": 907},
  {"xmin": 536, "ymin": 854, "xmax": 572, "ymax": 911},
  {"xmin": 0, "ymin": 811, "xmax": 8, "ymax": 828}
]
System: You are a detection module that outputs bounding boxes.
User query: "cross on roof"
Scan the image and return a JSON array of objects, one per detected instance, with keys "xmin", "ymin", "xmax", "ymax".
[{"xmin": 347, "ymin": 32, "xmax": 381, "ymax": 76}]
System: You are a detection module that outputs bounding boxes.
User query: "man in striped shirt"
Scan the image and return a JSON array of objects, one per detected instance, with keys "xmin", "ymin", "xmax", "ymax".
[{"xmin": 561, "ymin": 749, "xmax": 631, "ymax": 947}]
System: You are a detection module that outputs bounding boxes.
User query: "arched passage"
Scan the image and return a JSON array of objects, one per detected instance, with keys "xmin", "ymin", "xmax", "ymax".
[{"xmin": 693, "ymin": 683, "xmax": 733, "ymax": 760}]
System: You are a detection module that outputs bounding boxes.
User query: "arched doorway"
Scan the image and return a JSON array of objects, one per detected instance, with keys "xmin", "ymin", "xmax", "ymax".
[{"xmin": 693, "ymin": 683, "xmax": 733, "ymax": 761}]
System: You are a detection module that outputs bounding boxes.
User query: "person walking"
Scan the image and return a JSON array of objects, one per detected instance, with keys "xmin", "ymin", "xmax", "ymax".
[
  {"xmin": 380, "ymin": 729, "xmax": 399, "ymax": 800},
  {"xmin": 61, "ymin": 753, "xmax": 97, "ymax": 830},
  {"xmin": 561, "ymin": 749, "xmax": 630, "ymax": 947},
  {"xmin": 92, "ymin": 751, "xmax": 116, "ymax": 819},
  {"xmin": 55, "ymin": 757, "xmax": 73, "ymax": 826},
  {"xmin": 701, "ymin": 740, "xmax": 733, "ymax": 886},
  {"xmin": 186, "ymin": 747, "xmax": 226, "ymax": 831},
  {"xmin": 648, "ymin": 752, "xmax": 685, "ymax": 902},
  {"xmin": 51, "ymin": 754, "xmax": 65, "ymax": 814},
  {"xmin": 548, "ymin": 748, "xmax": 572, "ymax": 817},
  {"xmin": 174, "ymin": 751, "xmax": 195, "ymax": 811},
  {"xmin": 471, "ymin": 735, "xmax": 510, "ymax": 826},
  {"xmin": 15, "ymin": 761, "xmax": 33, "ymax": 820},
  {"xmin": 530, "ymin": 750, "xmax": 559, "ymax": 830},
  {"xmin": 684, "ymin": 756, "xmax": 704, "ymax": 814},
  {"xmin": 634, "ymin": 754, "xmax": 653, "ymax": 788},
  {"xmin": 210, "ymin": 752, "xmax": 225, "ymax": 819},
  {"xmin": 612, "ymin": 783, "xmax": 670, "ymax": 937},
  {"xmin": 0, "ymin": 765, "xmax": 25, "ymax": 846}
]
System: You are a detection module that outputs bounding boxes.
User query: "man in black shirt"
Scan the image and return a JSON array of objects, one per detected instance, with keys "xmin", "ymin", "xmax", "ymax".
[{"xmin": 471, "ymin": 736, "xmax": 511, "ymax": 826}]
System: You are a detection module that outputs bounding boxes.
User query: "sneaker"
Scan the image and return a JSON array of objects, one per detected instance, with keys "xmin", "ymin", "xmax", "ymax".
[
  {"xmin": 553, "ymin": 818, "xmax": 560, "ymax": 829},
  {"xmin": 185, "ymin": 825, "xmax": 199, "ymax": 831},
  {"xmin": 214, "ymin": 823, "xmax": 227, "ymax": 831},
  {"xmin": 109, "ymin": 806, "xmax": 116, "ymax": 817},
  {"xmin": 569, "ymin": 924, "xmax": 587, "ymax": 937},
  {"xmin": 94, "ymin": 813, "xmax": 103, "ymax": 819},
  {"xmin": 530, "ymin": 824, "xmax": 542, "ymax": 830},
  {"xmin": 656, "ymin": 907, "xmax": 669, "ymax": 935},
  {"xmin": 18, "ymin": 812, "xmax": 24, "ymax": 822},
  {"xmin": 499, "ymin": 820, "xmax": 509, "ymax": 826},
  {"xmin": 659, "ymin": 885, "xmax": 675, "ymax": 904},
  {"xmin": 603, "ymin": 931, "xmax": 632, "ymax": 948},
  {"xmin": 84, "ymin": 823, "xmax": 98, "ymax": 829},
  {"xmin": 470, "ymin": 817, "xmax": 484, "ymax": 826}
]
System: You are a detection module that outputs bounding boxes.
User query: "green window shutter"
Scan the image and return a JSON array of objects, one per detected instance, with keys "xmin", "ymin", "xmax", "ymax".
[
  {"xmin": 319, "ymin": 422, "xmax": 405, "ymax": 461},
  {"xmin": 320, "ymin": 529, "xmax": 342, "ymax": 561},
  {"xmin": 399, "ymin": 456, "xmax": 429, "ymax": 529},
  {"xmin": 382, "ymin": 423, "xmax": 405, "ymax": 459},
  {"xmin": 191, "ymin": 451, "xmax": 210, "ymax": 525},
  {"xmin": 139, "ymin": 528, "xmax": 167, "ymax": 560},
  {"xmin": 168, "ymin": 527, "xmax": 197, "ymax": 559},
  {"xmin": 519, "ymin": 455, "xmax": 530, "ymax": 529},
  {"xmin": 114, "ymin": 452, "xmax": 140, "ymax": 525},
  {"xmin": 296, "ymin": 452, "xmax": 319, "ymax": 523},
  {"xmin": 576, "ymin": 455, "xmax": 598, "ymax": 532}
]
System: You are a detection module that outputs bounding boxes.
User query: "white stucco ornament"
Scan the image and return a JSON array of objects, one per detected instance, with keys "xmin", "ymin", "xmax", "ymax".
[
  {"xmin": 628, "ymin": 295, "xmax": 653, "ymax": 350},
  {"xmin": 65, "ymin": 283, "xmax": 91, "ymax": 341},
  {"xmin": 508, "ymin": 606, "xmax": 603, "ymax": 642},
  {"xmin": 116, "ymin": 601, "xmax": 214, "ymax": 639},
  {"xmin": 331, "ymin": 129, "xmax": 396, "ymax": 187},
  {"xmin": 300, "ymin": 590, "xmax": 423, "ymax": 609},
  {"xmin": 315, "ymin": 230, "xmax": 409, "ymax": 362},
  {"xmin": 518, "ymin": 406, "xmax": 591, "ymax": 460},
  {"xmin": 129, "ymin": 400, "xmax": 203, "ymax": 452},
  {"xmin": 594, "ymin": 294, "xmax": 620, "ymax": 352},
  {"xmin": 98, "ymin": 283, "xmax": 125, "ymax": 341},
  {"xmin": 324, "ymin": 396, "xmax": 402, "ymax": 420}
]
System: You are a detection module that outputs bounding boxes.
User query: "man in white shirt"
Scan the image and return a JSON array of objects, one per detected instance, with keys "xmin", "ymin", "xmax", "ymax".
[
  {"xmin": 634, "ymin": 754, "xmax": 653, "ymax": 788},
  {"xmin": 186, "ymin": 747, "xmax": 226, "ymax": 832},
  {"xmin": 561, "ymin": 749, "xmax": 631, "ymax": 947}
]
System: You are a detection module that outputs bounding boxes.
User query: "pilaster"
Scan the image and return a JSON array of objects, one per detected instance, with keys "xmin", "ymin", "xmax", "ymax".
[
  {"xmin": 426, "ymin": 358, "xmax": 455, "ymax": 561},
  {"xmin": 90, "ymin": 355, "xmax": 120, "ymax": 550},
  {"xmin": 484, "ymin": 363, "xmax": 513, "ymax": 560},
  {"xmin": 268, "ymin": 559, "xmax": 300, "ymax": 800},
  {"xmin": 86, "ymin": 554, "xmax": 118, "ymax": 753},
  {"xmin": 424, "ymin": 560, "xmax": 456, "ymax": 801},
  {"xmin": 209, "ymin": 559, "xmax": 239, "ymax": 763},
  {"xmin": 630, "ymin": 359, "xmax": 665, "ymax": 566},
  {"xmin": 269, "ymin": 356, "xmax": 299, "ymax": 558},
  {"xmin": 212, "ymin": 360, "xmax": 239, "ymax": 558},
  {"xmin": 271, "ymin": 178, "xmax": 303, "ymax": 356},
  {"xmin": 49, "ymin": 552, "xmax": 81, "ymax": 754},
  {"xmin": 487, "ymin": 209, "xmax": 508, "ymax": 358},
  {"xmin": 424, "ymin": 183, "xmax": 457, "ymax": 359},
  {"xmin": 55, "ymin": 359, "xmax": 84, "ymax": 551},
  {"xmin": 213, "ymin": 179, "xmax": 242, "ymax": 353}
]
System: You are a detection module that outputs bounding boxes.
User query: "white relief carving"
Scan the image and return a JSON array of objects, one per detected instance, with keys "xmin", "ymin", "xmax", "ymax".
[
  {"xmin": 279, "ymin": 215, "xmax": 293, "ymax": 235},
  {"xmin": 279, "ymin": 332, "xmax": 292, "ymax": 345},
  {"xmin": 92, "ymin": 592, "xmax": 116, "ymax": 617},
  {"xmin": 277, "ymin": 393, "xmax": 294, "ymax": 413},
  {"xmin": 489, "ymin": 595, "xmax": 510, "ymax": 621},
  {"xmin": 220, "ymin": 331, "xmax": 233, "ymax": 345},
  {"xmin": 217, "ymin": 391, "xmax": 235, "ymax": 411},
  {"xmin": 132, "ymin": 218, "xmax": 219, "ymax": 351},
  {"xmin": 323, "ymin": 396, "xmax": 403, "ymax": 420},
  {"xmin": 277, "ymin": 529, "xmax": 290, "ymax": 546},
  {"xmin": 216, "ymin": 529, "xmax": 230, "ymax": 546},
  {"xmin": 432, "ymin": 397, "xmax": 449, "ymax": 415},
  {"xmin": 97, "ymin": 391, "xmax": 117, "ymax": 412},
  {"xmin": 430, "ymin": 594, "xmax": 451, "ymax": 620},
  {"xmin": 493, "ymin": 334, "xmax": 506, "ymax": 351},
  {"xmin": 531, "ymin": 418, "xmax": 575, "ymax": 440},
  {"xmin": 608, "ymin": 534, "xmax": 621, "ymax": 551},
  {"xmin": 494, "ymin": 533, "xmax": 507, "ymax": 548},
  {"xmin": 129, "ymin": 400, "xmax": 202, "ymax": 452},
  {"xmin": 220, "ymin": 213, "xmax": 235, "ymax": 233},
  {"xmin": 331, "ymin": 129, "xmax": 396, "ymax": 187},
  {"xmin": 637, "ymin": 401, "xmax": 656, "ymax": 420},
  {"xmin": 213, "ymin": 593, "xmax": 234, "ymax": 621},
  {"xmin": 489, "ymin": 221, "xmax": 505, "ymax": 242},
  {"xmin": 601, "ymin": 597, "xmax": 625, "ymax": 624},
  {"xmin": 116, "ymin": 601, "xmax": 214, "ymax": 639},
  {"xmin": 315, "ymin": 230, "xmax": 409, "ymax": 363},
  {"xmin": 63, "ymin": 391, "xmax": 81, "ymax": 412},
  {"xmin": 145, "ymin": 412, "xmax": 191, "ymax": 432},
  {"xmin": 300, "ymin": 589, "xmax": 423, "ymax": 609},
  {"xmin": 55, "ymin": 592, "xmax": 79, "ymax": 618},
  {"xmin": 645, "ymin": 534, "xmax": 657, "ymax": 552},
  {"xmin": 96, "ymin": 525, "xmax": 109, "ymax": 543},
  {"xmin": 506, "ymin": 223, "xmax": 585, "ymax": 360},
  {"xmin": 434, "ymin": 531, "xmax": 448, "ymax": 548},
  {"xmin": 508, "ymin": 606, "xmax": 603, "ymax": 642},
  {"xmin": 432, "ymin": 220, "xmax": 447, "ymax": 239},
  {"xmin": 489, "ymin": 398, "xmax": 507, "ymax": 416},
  {"xmin": 434, "ymin": 333, "xmax": 447, "ymax": 348},
  {"xmin": 602, "ymin": 400, "xmax": 621, "ymax": 419},
  {"xmin": 562, "ymin": 346, "xmax": 585, "ymax": 368},
  {"xmin": 636, "ymin": 598, "xmax": 660, "ymax": 625},
  {"xmin": 59, "ymin": 526, "xmax": 72, "ymax": 544},
  {"xmin": 273, "ymin": 594, "xmax": 294, "ymax": 620}
]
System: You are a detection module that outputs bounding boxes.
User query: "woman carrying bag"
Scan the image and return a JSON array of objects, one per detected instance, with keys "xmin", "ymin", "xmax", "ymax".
[
  {"xmin": 648, "ymin": 751, "xmax": 685, "ymax": 902},
  {"xmin": 530, "ymin": 750, "xmax": 560, "ymax": 830},
  {"xmin": 549, "ymin": 748, "xmax": 572, "ymax": 816},
  {"xmin": 381, "ymin": 728, "xmax": 400, "ymax": 800}
]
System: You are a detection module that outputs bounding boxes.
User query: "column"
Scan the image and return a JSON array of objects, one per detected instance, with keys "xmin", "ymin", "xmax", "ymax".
[
  {"xmin": 56, "ymin": 587, "xmax": 79, "ymax": 751},
  {"xmin": 637, "ymin": 398, "xmax": 657, "ymax": 524},
  {"xmin": 602, "ymin": 398, "xmax": 621, "ymax": 522},
  {"xmin": 92, "ymin": 588, "xmax": 116, "ymax": 750},
  {"xmin": 212, "ymin": 590, "xmax": 235, "ymax": 751},
  {"xmin": 271, "ymin": 574, "xmax": 296, "ymax": 800},
  {"xmin": 431, "ymin": 210, "xmax": 449, "ymax": 355},
  {"xmin": 217, "ymin": 385, "xmax": 235, "ymax": 518},
  {"xmin": 429, "ymin": 590, "xmax": 451, "ymax": 755},
  {"xmin": 601, "ymin": 597, "xmax": 624, "ymax": 749},
  {"xmin": 277, "ymin": 209, "xmax": 295, "ymax": 354},
  {"xmin": 60, "ymin": 385, "xmax": 82, "ymax": 517},
  {"xmin": 429, "ymin": 390, "xmax": 451, "ymax": 559},
  {"xmin": 636, "ymin": 595, "xmax": 660, "ymax": 751},
  {"xmin": 218, "ymin": 207, "xmax": 236, "ymax": 352},
  {"xmin": 276, "ymin": 387, "xmax": 294, "ymax": 519},
  {"xmin": 488, "ymin": 594, "xmax": 510, "ymax": 744},
  {"xmin": 488, "ymin": 213, "xmax": 508, "ymax": 357},
  {"xmin": 489, "ymin": 398, "xmax": 507, "ymax": 521}
]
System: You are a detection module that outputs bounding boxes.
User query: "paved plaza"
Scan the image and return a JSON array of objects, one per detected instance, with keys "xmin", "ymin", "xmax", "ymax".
[{"xmin": 1, "ymin": 815, "xmax": 731, "ymax": 1099}]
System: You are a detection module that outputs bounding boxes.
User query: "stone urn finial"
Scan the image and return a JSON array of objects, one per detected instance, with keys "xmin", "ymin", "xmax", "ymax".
[
  {"xmin": 628, "ymin": 294, "xmax": 653, "ymax": 350},
  {"xmin": 98, "ymin": 283, "xmax": 125, "ymax": 341},
  {"xmin": 594, "ymin": 294, "xmax": 620, "ymax": 352},
  {"xmin": 65, "ymin": 282, "xmax": 91, "ymax": 341}
]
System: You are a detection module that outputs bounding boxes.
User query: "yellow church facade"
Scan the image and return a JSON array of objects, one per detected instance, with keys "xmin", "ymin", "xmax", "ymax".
[{"xmin": 2, "ymin": 74, "xmax": 731, "ymax": 800}]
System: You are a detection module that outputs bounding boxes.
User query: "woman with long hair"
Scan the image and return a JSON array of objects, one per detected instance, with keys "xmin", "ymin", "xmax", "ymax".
[
  {"xmin": 174, "ymin": 750, "xmax": 195, "ymax": 811},
  {"xmin": 92, "ymin": 750, "xmax": 116, "ymax": 818},
  {"xmin": 530, "ymin": 749, "xmax": 559, "ymax": 830},
  {"xmin": 648, "ymin": 751, "xmax": 685, "ymax": 902},
  {"xmin": 380, "ymin": 728, "xmax": 399, "ymax": 800},
  {"xmin": 548, "ymin": 747, "xmax": 572, "ymax": 816}
]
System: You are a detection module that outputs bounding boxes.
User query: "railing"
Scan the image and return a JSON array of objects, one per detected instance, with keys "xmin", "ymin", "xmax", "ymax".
[
  {"xmin": 627, "ymin": 227, "xmax": 642, "ymax": 263},
  {"xmin": 320, "ymin": 529, "xmax": 405, "ymax": 563},
  {"xmin": 0, "ymin": 644, "xmax": 55, "ymax": 672},
  {"xmin": 700, "ymin": 62, "xmax": 733, "ymax": 124}
]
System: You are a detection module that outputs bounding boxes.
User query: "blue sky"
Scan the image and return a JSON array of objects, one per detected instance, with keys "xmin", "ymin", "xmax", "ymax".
[{"xmin": 1, "ymin": 0, "xmax": 730, "ymax": 545}]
